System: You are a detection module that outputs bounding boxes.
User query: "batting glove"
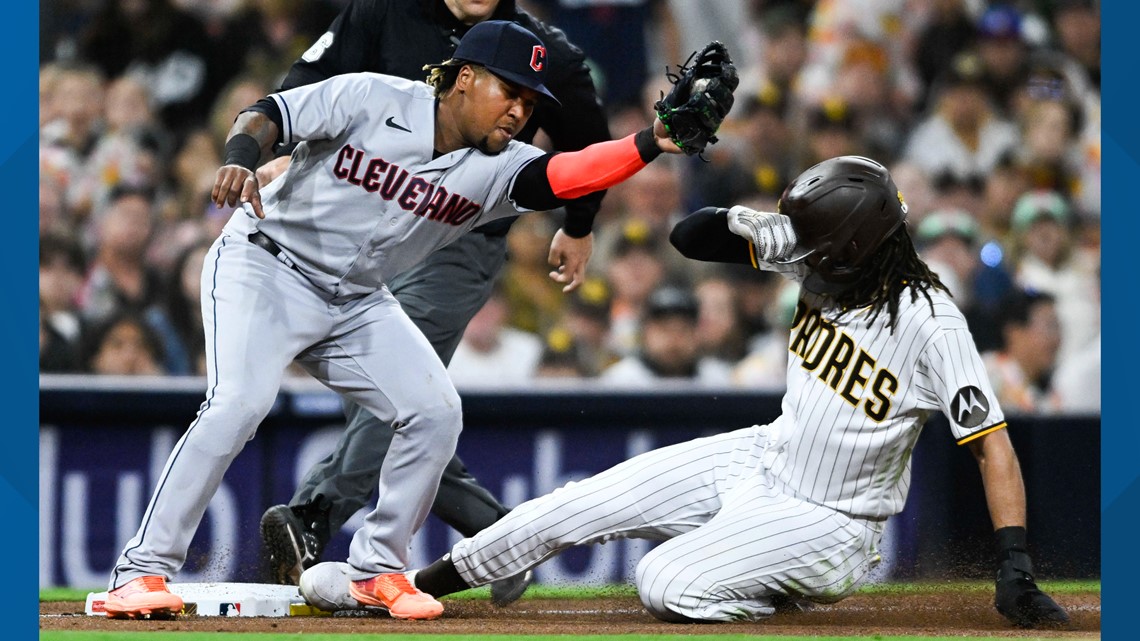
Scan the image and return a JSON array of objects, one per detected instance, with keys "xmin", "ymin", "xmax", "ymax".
[{"xmin": 726, "ymin": 205, "xmax": 799, "ymax": 262}]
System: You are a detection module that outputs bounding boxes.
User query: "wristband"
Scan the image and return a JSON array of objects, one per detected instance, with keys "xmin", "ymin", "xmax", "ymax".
[
  {"xmin": 634, "ymin": 127, "xmax": 663, "ymax": 164},
  {"xmin": 223, "ymin": 133, "xmax": 262, "ymax": 173}
]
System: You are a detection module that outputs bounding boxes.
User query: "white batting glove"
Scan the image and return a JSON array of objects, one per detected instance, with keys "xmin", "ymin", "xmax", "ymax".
[{"xmin": 726, "ymin": 205, "xmax": 799, "ymax": 262}]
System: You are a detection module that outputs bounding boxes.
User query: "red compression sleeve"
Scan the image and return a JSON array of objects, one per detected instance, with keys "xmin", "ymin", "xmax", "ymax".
[{"xmin": 546, "ymin": 128, "xmax": 661, "ymax": 200}]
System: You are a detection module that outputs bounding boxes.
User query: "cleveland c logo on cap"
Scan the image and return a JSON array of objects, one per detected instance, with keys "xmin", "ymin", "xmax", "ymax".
[{"xmin": 530, "ymin": 45, "xmax": 547, "ymax": 72}]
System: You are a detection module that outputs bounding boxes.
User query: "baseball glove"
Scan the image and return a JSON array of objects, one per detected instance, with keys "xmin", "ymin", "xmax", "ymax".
[{"xmin": 654, "ymin": 41, "xmax": 739, "ymax": 156}]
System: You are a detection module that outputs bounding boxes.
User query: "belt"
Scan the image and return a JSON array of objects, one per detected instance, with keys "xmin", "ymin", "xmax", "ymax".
[{"xmin": 248, "ymin": 231, "xmax": 299, "ymax": 271}]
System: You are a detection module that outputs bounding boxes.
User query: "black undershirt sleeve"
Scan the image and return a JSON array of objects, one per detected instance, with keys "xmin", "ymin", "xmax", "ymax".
[
  {"xmin": 241, "ymin": 98, "xmax": 285, "ymax": 147},
  {"xmin": 509, "ymin": 154, "xmax": 564, "ymax": 213},
  {"xmin": 669, "ymin": 207, "xmax": 755, "ymax": 266}
]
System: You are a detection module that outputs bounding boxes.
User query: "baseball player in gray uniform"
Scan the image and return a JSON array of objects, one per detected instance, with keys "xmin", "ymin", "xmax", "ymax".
[
  {"xmin": 103, "ymin": 20, "xmax": 688, "ymax": 621},
  {"xmin": 300, "ymin": 156, "xmax": 1069, "ymax": 628},
  {"xmin": 256, "ymin": 0, "xmax": 611, "ymax": 607}
]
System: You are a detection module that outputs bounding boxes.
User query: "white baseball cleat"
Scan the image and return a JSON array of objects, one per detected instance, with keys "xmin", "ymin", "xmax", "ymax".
[{"xmin": 299, "ymin": 562, "xmax": 362, "ymax": 612}]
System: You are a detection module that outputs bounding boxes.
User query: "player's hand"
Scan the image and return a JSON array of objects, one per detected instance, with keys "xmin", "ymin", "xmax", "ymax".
[
  {"xmin": 548, "ymin": 230, "xmax": 593, "ymax": 293},
  {"xmin": 994, "ymin": 561, "xmax": 1070, "ymax": 628},
  {"xmin": 653, "ymin": 119, "xmax": 685, "ymax": 154},
  {"xmin": 212, "ymin": 165, "xmax": 265, "ymax": 219},
  {"xmin": 257, "ymin": 156, "xmax": 291, "ymax": 185}
]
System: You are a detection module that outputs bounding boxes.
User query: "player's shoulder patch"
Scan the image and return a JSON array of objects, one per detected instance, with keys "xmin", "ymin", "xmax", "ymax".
[{"xmin": 950, "ymin": 385, "xmax": 991, "ymax": 428}]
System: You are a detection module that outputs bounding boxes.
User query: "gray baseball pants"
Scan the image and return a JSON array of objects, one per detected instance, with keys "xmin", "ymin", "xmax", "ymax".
[{"xmin": 289, "ymin": 231, "xmax": 511, "ymax": 537}]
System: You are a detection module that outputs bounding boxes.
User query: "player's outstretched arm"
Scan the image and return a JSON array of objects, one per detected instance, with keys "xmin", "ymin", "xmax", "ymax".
[
  {"xmin": 212, "ymin": 111, "xmax": 281, "ymax": 219},
  {"xmin": 968, "ymin": 431, "xmax": 1070, "ymax": 628}
]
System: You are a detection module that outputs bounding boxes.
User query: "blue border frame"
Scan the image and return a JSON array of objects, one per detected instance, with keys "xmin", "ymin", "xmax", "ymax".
[{"xmin": 11, "ymin": 3, "xmax": 37, "ymax": 639}]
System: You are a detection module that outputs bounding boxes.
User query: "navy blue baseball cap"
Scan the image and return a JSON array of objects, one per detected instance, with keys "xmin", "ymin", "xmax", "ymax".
[{"xmin": 454, "ymin": 20, "xmax": 560, "ymax": 105}]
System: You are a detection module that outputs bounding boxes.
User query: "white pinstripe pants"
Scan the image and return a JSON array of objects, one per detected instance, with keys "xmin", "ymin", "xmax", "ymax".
[{"xmin": 450, "ymin": 425, "xmax": 883, "ymax": 622}]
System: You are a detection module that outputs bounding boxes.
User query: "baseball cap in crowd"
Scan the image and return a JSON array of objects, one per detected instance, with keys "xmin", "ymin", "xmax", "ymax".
[
  {"xmin": 644, "ymin": 285, "xmax": 699, "ymax": 321},
  {"xmin": 568, "ymin": 277, "xmax": 612, "ymax": 322},
  {"xmin": 808, "ymin": 97, "xmax": 855, "ymax": 131},
  {"xmin": 612, "ymin": 220, "xmax": 661, "ymax": 257},
  {"xmin": 915, "ymin": 208, "xmax": 980, "ymax": 247},
  {"xmin": 978, "ymin": 4, "xmax": 1023, "ymax": 41},
  {"xmin": 454, "ymin": 20, "xmax": 560, "ymax": 105},
  {"xmin": 1010, "ymin": 190, "xmax": 1072, "ymax": 233}
]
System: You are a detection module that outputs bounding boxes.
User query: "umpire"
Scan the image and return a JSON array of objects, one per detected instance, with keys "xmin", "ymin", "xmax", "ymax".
[{"xmin": 258, "ymin": 0, "xmax": 611, "ymax": 605}]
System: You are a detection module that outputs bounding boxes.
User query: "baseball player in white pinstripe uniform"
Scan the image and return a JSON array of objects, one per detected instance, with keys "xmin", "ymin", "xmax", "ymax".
[
  {"xmin": 302, "ymin": 156, "xmax": 1069, "ymax": 627},
  {"xmin": 102, "ymin": 20, "xmax": 691, "ymax": 621}
]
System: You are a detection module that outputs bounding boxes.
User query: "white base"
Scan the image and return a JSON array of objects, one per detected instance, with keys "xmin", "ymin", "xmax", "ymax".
[{"xmin": 86, "ymin": 582, "xmax": 327, "ymax": 617}]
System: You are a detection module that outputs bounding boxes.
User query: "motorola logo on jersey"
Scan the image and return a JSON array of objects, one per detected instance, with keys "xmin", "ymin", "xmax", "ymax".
[
  {"xmin": 332, "ymin": 143, "xmax": 483, "ymax": 226},
  {"xmin": 951, "ymin": 386, "xmax": 990, "ymax": 428}
]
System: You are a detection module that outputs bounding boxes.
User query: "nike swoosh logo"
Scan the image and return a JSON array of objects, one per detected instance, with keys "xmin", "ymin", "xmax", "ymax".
[{"xmin": 385, "ymin": 116, "xmax": 412, "ymax": 133}]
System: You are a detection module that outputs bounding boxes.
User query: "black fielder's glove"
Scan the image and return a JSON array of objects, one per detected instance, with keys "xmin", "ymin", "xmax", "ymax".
[
  {"xmin": 993, "ymin": 527, "xmax": 1070, "ymax": 628},
  {"xmin": 654, "ymin": 41, "xmax": 739, "ymax": 156}
]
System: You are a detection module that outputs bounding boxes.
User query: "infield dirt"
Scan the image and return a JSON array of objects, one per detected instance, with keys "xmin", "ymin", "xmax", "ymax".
[{"xmin": 41, "ymin": 590, "xmax": 1100, "ymax": 637}]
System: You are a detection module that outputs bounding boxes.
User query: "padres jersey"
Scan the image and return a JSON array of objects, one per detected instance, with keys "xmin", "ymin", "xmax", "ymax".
[
  {"xmin": 762, "ymin": 271, "xmax": 1006, "ymax": 520},
  {"xmin": 224, "ymin": 72, "xmax": 546, "ymax": 298}
]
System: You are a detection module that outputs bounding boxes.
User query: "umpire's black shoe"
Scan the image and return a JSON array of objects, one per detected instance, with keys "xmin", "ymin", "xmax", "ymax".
[
  {"xmin": 489, "ymin": 569, "xmax": 534, "ymax": 607},
  {"xmin": 260, "ymin": 501, "xmax": 330, "ymax": 585}
]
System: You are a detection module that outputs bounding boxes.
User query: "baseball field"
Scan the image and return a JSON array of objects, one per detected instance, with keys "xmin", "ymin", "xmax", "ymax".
[{"xmin": 39, "ymin": 580, "xmax": 1100, "ymax": 639}]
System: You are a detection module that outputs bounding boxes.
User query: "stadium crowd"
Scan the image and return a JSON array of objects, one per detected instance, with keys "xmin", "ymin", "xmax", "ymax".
[{"xmin": 39, "ymin": 0, "xmax": 1100, "ymax": 414}]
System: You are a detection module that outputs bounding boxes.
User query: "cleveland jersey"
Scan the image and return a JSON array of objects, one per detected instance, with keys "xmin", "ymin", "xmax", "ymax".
[
  {"xmin": 761, "ymin": 273, "xmax": 1006, "ymax": 520},
  {"xmin": 224, "ymin": 72, "xmax": 545, "ymax": 298}
]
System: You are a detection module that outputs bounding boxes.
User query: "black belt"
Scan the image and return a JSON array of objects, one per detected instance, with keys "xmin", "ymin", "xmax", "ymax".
[{"xmin": 248, "ymin": 231, "xmax": 299, "ymax": 271}]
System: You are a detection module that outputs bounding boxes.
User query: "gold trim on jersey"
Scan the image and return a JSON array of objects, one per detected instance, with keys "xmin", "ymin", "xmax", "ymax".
[
  {"xmin": 956, "ymin": 421, "xmax": 1009, "ymax": 445},
  {"xmin": 747, "ymin": 241, "xmax": 759, "ymax": 268}
]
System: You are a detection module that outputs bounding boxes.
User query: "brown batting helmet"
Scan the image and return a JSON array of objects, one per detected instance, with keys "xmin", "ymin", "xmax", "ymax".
[{"xmin": 777, "ymin": 155, "xmax": 907, "ymax": 284}]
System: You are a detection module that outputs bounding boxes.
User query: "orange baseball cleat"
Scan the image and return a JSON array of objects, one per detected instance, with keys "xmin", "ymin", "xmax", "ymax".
[
  {"xmin": 348, "ymin": 572, "xmax": 444, "ymax": 620},
  {"xmin": 104, "ymin": 576, "xmax": 184, "ymax": 619}
]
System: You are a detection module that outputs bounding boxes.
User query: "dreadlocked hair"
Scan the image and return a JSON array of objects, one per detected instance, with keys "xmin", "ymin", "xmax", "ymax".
[
  {"xmin": 424, "ymin": 59, "xmax": 482, "ymax": 96},
  {"xmin": 830, "ymin": 226, "xmax": 949, "ymax": 333}
]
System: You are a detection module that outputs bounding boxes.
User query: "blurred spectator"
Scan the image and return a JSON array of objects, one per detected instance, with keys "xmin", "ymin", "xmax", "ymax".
[
  {"xmin": 77, "ymin": 0, "xmax": 227, "ymax": 138},
  {"xmin": 39, "ymin": 63, "xmax": 107, "ymax": 219},
  {"xmin": 76, "ymin": 188, "xmax": 165, "ymax": 327},
  {"xmin": 795, "ymin": 0, "xmax": 921, "ymax": 115},
  {"xmin": 694, "ymin": 271, "xmax": 749, "ymax": 367},
  {"xmin": 1016, "ymin": 94, "xmax": 1084, "ymax": 198},
  {"xmin": 800, "ymin": 99, "xmax": 861, "ymax": 169},
  {"xmin": 448, "ymin": 284, "xmax": 545, "ymax": 388},
  {"xmin": 974, "ymin": 3, "xmax": 1031, "ymax": 117},
  {"xmin": 151, "ymin": 239, "xmax": 214, "ymax": 376},
  {"xmin": 735, "ymin": 89, "xmax": 795, "ymax": 200},
  {"xmin": 732, "ymin": 278, "xmax": 799, "ymax": 390},
  {"xmin": 209, "ymin": 0, "xmax": 341, "ymax": 92},
  {"xmin": 913, "ymin": 0, "xmax": 977, "ymax": 112},
  {"xmin": 600, "ymin": 284, "xmax": 733, "ymax": 386},
  {"xmin": 594, "ymin": 158, "xmax": 692, "ymax": 278},
  {"xmin": 666, "ymin": 0, "xmax": 752, "ymax": 74},
  {"xmin": 1051, "ymin": 0, "xmax": 1099, "ymax": 90},
  {"xmin": 913, "ymin": 208, "xmax": 1015, "ymax": 351},
  {"xmin": 502, "ymin": 213, "xmax": 568, "ymax": 334},
  {"xmin": 82, "ymin": 309, "xmax": 166, "ymax": 376},
  {"xmin": 1007, "ymin": 190, "xmax": 1099, "ymax": 364},
  {"xmin": 1051, "ymin": 266, "xmax": 1099, "ymax": 415},
  {"xmin": 40, "ymin": 232, "xmax": 89, "ymax": 373},
  {"xmin": 737, "ymin": 4, "xmax": 808, "ymax": 101},
  {"xmin": 978, "ymin": 153, "xmax": 1031, "ymax": 239},
  {"xmin": 534, "ymin": 327, "xmax": 593, "ymax": 380},
  {"xmin": 559, "ymin": 277, "xmax": 619, "ymax": 376},
  {"xmin": 981, "ymin": 289, "xmax": 1062, "ymax": 415},
  {"xmin": 602, "ymin": 222, "xmax": 668, "ymax": 357},
  {"xmin": 70, "ymin": 75, "xmax": 167, "ymax": 219},
  {"xmin": 903, "ymin": 52, "xmax": 1019, "ymax": 184}
]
